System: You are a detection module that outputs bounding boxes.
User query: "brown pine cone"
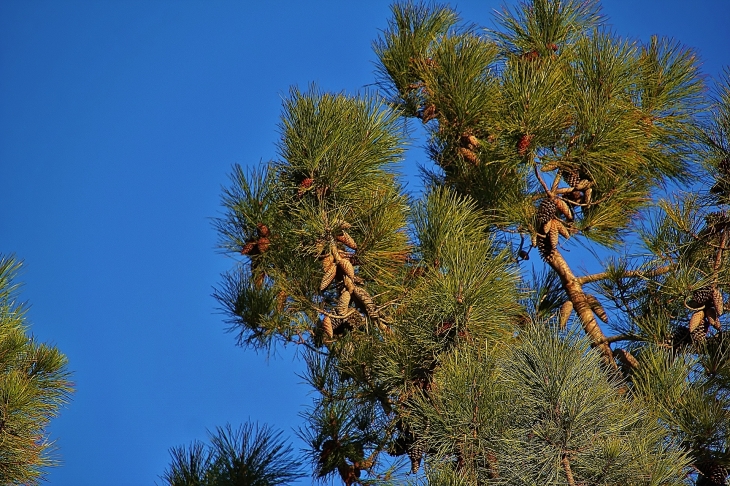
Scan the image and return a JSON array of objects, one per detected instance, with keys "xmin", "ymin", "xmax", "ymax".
[
  {"xmin": 536, "ymin": 198, "xmax": 557, "ymax": 227},
  {"xmin": 697, "ymin": 462, "xmax": 728, "ymax": 486},
  {"xmin": 256, "ymin": 222, "xmax": 270, "ymax": 237},
  {"xmin": 517, "ymin": 133, "xmax": 534, "ymax": 155},
  {"xmin": 693, "ymin": 287, "xmax": 714, "ymax": 306},
  {"xmin": 563, "ymin": 170, "xmax": 581, "ymax": 188}
]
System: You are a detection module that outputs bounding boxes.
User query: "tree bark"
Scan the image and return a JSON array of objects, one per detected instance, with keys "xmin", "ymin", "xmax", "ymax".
[
  {"xmin": 561, "ymin": 454, "xmax": 577, "ymax": 486},
  {"xmin": 546, "ymin": 250, "xmax": 616, "ymax": 367}
]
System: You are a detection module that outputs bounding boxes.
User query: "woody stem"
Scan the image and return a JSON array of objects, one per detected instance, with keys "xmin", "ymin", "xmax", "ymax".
[
  {"xmin": 561, "ymin": 454, "xmax": 577, "ymax": 486},
  {"xmin": 545, "ymin": 250, "xmax": 616, "ymax": 367}
]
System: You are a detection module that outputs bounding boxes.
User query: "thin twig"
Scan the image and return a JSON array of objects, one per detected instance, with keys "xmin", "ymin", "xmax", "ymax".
[
  {"xmin": 534, "ymin": 164, "xmax": 552, "ymax": 196},
  {"xmin": 602, "ymin": 333, "xmax": 643, "ymax": 344}
]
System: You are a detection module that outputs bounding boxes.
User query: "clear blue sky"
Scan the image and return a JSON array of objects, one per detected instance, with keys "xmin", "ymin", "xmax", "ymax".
[{"xmin": 1, "ymin": 1, "xmax": 728, "ymax": 485}]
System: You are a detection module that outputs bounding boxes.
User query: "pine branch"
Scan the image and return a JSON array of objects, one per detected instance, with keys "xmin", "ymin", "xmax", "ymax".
[{"xmin": 576, "ymin": 264, "xmax": 674, "ymax": 285}]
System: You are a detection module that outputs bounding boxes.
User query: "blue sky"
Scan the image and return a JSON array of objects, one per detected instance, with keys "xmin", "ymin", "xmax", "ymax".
[{"xmin": 1, "ymin": 1, "xmax": 728, "ymax": 485}]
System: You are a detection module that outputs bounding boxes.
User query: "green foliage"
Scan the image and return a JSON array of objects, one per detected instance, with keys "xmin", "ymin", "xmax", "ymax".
[
  {"xmin": 0, "ymin": 256, "xmax": 73, "ymax": 485},
  {"xmin": 413, "ymin": 326, "xmax": 689, "ymax": 485},
  {"xmin": 160, "ymin": 423, "xmax": 306, "ymax": 486}
]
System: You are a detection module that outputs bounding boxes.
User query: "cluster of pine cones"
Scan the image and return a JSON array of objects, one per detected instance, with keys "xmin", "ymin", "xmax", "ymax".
[
  {"xmin": 457, "ymin": 133, "xmax": 480, "ymax": 164},
  {"xmin": 535, "ymin": 197, "xmax": 573, "ymax": 262},
  {"xmin": 562, "ymin": 168, "xmax": 593, "ymax": 205},
  {"xmin": 317, "ymin": 226, "xmax": 382, "ymax": 339},
  {"xmin": 240, "ymin": 223, "xmax": 271, "ymax": 256},
  {"xmin": 687, "ymin": 286, "xmax": 724, "ymax": 343}
]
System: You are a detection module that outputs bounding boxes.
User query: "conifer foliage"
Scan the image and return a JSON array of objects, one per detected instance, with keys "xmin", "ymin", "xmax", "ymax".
[
  {"xmin": 212, "ymin": 1, "xmax": 730, "ymax": 484},
  {"xmin": 0, "ymin": 256, "xmax": 73, "ymax": 485},
  {"xmin": 160, "ymin": 423, "xmax": 305, "ymax": 486}
]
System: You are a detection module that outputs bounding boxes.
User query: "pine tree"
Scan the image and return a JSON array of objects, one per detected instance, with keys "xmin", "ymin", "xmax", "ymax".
[
  {"xmin": 0, "ymin": 255, "xmax": 73, "ymax": 485},
  {"xmin": 212, "ymin": 1, "xmax": 730, "ymax": 484},
  {"xmin": 160, "ymin": 422, "xmax": 306, "ymax": 486}
]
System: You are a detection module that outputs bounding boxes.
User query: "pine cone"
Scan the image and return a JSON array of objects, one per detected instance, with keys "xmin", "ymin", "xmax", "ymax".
[
  {"xmin": 342, "ymin": 275, "xmax": 355, "ymax": 293},
  {"xmin": 536, "ymin": 198, "xmax": 557, "ymax": 227},
  {"xmin": 256, "ymin": 237, "xmax": 270, "ymax": 253},
  {"xmin": 352, "ymin": 286, "xmax": 379, "ymax": 319},
  {"xmin": 585, "ymin": 294, "xmax": 608, "ymax": 323},
  {"xmin": 563, "ymin": 170, "xmax": 581, "ymax": 188},
  {"xmin": 322, "ymin": 315, "xmax": 334, "ymax": 339},
  {"xmin": 320, "ymin": 265, "xmax": 337, "ymax": 291},
  {"xmin": 693, "ymin": 287, "xmax": 714, "ymax": 306},
  {"xmin": 457, "ymin": 146, "xmax": 479, "ymax": 164},
  {"xmin": 276, "ymin": 290, "xmax": 287, "ymax": 312},
  {"xmin": 298, "ymin": 177, "xmax": 314, "ymax": 196},
  {"xmin": 558, "ymin": 300, "xmax": 573, "ymax": 330},
  {"xmin": 322, "ymin": 254, "xmax": 335, "ymax": 274},
  {"xmin": 337, "ymin": 290, "xmax": 351, "ymax": 316},
  {"xmin": 460, "ymin": 133, "xmax": 479, "ymax": 149},
  {"xmin": 336, "ymin": 231, "xmax": 357, "ymax": 250},
  {"xmin": 705, "ymin": 306, "xmax": 721, "ymax": 331},
  {"xmin": 690, "ymin": 312, "xmax": 709, "ymax": 344},
  {"xmin": 517, "ymin": 133, "xmax": 534, "ymax": 155},
  {"xmin": 549, "ymin": 222, "xmax": 560, "ymax": 249},
  {"xmin": 240, "ymin": 241, "xmax": 257, "ymax": 255},
  {"xmin": 556, "ymin": 219, "xmax": 571, "ymax": 239},
  {"xmin": 407, "ymin": 441, "xmax": 426, "ymax": 473},
  {"xmin": 613, "ymin": 348, "xmax": 638, "ymax": 369},
  {"xmin": 521, "ymin": 50, "xmax": 539, "ymax": 61},
  {"xmin": 256, "ymin": 223, "xmax": 270, "ymax": 237},
  {"xmin": 689, "ymin": 309, "xmax": 706, "ymax": 333},
  {"xmin": 338, "ymin": 258, "xmax": 355, "ymax": 280},
  {"xmin": 555, "ymin": 197, "xmax": 573, "ymax": 221},
  {"xmin": 713, "ymin": 288, "xmax": 724, "ymax": 316},
  {"xmin": 536, "ymin": 234, "xmax": 557, "ymax": 263},
  {"xmin": 697, "ymin": 462, "xmax": 728, "ymax": 486}
]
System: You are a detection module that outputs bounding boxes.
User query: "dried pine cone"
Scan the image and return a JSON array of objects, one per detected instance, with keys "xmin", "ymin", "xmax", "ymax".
[
  {"xmin": 536, "ymin": 234, "xmax": 557, "ymax": 263},
  {"xmin": 337, "ymin": 290, "xmax": 351, "ymax": 316},
  {"xmin": 554, "ymin": 197, "xmax": 573, "ymax": 221},
  {"xmin": 558, "ymin": 301, "xmax": 573, "ymax": 329},
  {"xmin": 320, "ymin": 265, "xmax": 337, "ymax": 291},
  {"xmin": 322, "ymin": 315, "xmax": 334, "ymax": 339},
  {"xmin": 336, "ymin": 231, "xmax": 357, "ymax": 250},
  {"xmin": 713, "ymin": 288, "xmax": 725, "ymax": 315},
  {"xmin": 536, "ymin": 198, "xmax": 557, "ymax": 227},
  {"xmin": 460, "ymin": 133, "xmax": 479, "ymax": 149},
  {"xmin": 690, "ymin": 317, "xmax": 709, "ymax": 344},
  {"xmin": 693, "ymin": 287, "xmax": 714, "ymax": 306},
  {"xmin": 407, "ymin": 440, "xmax": 426, "ymax": 473},
  {"xmin": 613, "ymin": 348, "xmax": 638, "ymax": 369},
  {"xmin": 697, "ymin": 462, "xmax": 728, "ymax": 486},
  {"xmin": 563, "ymin": 170, "xmax": 581, "ymax": 188},
  {"xmin": 457, "ymin": 146, "xmax": 479, "ymax": 164}
]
